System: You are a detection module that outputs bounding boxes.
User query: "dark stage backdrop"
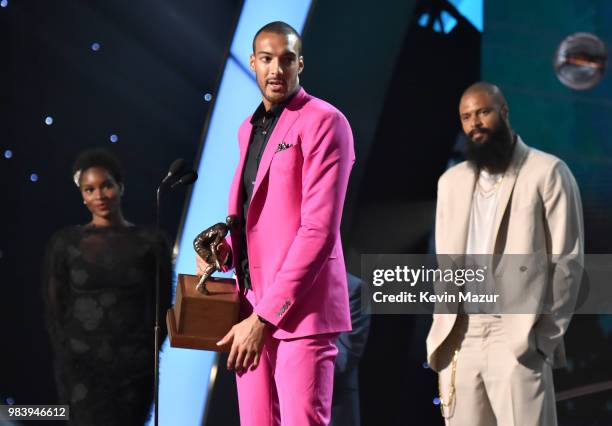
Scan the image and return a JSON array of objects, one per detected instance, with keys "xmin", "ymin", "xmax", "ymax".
[
  {"xmin": 0, "ymin": 0, "xmax": 242, "ymax": 417},
  {"xmin": 303, "ymin": 1, "xmax": 480, "ymax": 425},
  {"xmin": 483, "ymin": 2, "xmax": 612, "ymax": 425},
  {"xmin": 1, "ymin": 1, "xmax": 480, "ymax": 425},
  {"xmin": 3, "ymin": 1, "xmax": 611, "ymax": 425}
]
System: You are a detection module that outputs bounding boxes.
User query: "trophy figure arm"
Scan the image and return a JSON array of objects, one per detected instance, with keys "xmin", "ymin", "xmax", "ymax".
[{"xmin": 193, "ymin": 219, "xmax": 236, "ymax": 294}]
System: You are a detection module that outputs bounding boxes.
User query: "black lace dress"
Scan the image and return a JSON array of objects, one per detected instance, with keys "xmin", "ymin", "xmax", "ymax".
[{"xmin": 44, "ymin": 225, "xmax": 172, "ymax": 425}]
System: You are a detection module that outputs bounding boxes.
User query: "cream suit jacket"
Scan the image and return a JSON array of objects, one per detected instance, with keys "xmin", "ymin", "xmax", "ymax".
[{"xmin": 426, "ymin": 137, "xmax": 584, "ymax": 372}]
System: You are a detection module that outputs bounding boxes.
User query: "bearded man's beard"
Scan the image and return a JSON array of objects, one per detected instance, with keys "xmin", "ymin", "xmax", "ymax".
[{"xmin": 466, "ymin": 122, "xmax": 515, "ymax": 173}]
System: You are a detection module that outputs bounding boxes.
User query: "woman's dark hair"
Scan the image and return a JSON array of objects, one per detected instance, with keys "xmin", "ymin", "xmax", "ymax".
[{"xmin": 72, "ymin": 148, "xmax": 124, "ymax": 186}]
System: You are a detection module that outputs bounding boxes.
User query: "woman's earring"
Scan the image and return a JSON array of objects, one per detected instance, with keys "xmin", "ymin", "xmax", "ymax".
[{"xmin": 83, "ymin": 200, "xmax": 87, "ymax": 205}]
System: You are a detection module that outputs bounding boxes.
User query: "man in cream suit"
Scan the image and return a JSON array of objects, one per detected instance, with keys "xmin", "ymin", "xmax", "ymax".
[{"xmin": 427, "ymin": 82, "xmax": 584, "ymax": 425}]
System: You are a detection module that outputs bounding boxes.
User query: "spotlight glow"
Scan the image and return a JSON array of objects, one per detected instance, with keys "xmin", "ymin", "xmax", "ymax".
[
  {"xmin": 44, "ymin": 116, "xmax": 54, "ymax": 125},
  {"xmin": 109, "ymin": 134, "xmax": 119, "ymax": 143},
  {"xmin": 433, "ymin": 397, "xmax": 441, "ymax": 405},
  {"xmin": 204, "ymin": 93, "xmax": 213, "ymax": 102},
  {"xmin": 0, "ymin": 0, "xmax": 8, "ymax": 8},
  {"xmin": 91, "ymin": 42, "xmax": 101, "ymax": 51},
  {"xmin": 422, "ymin": 362, "xmax": 430, "ymax": 369},
  {"xmin": 30, "ymin": 173, "xmax": 39, "ymax": 182},
  {"xmin": 4, "ymin": 150, "xmax": 13, "ymax": 159}
]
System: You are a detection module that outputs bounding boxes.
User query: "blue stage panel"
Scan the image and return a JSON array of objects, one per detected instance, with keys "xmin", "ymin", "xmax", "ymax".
[{"xmin": 152, "ymin": 1, "xmax": 312, "ymax": 424}]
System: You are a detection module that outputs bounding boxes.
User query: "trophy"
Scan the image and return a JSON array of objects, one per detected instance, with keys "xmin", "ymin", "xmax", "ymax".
[
  {"xmin": 165, "ymin": 215, "xmax": 239, "ymax": 352},
  {"xmin": 193, "ymin": 215, "xmax": 237, "ymax": 294}
]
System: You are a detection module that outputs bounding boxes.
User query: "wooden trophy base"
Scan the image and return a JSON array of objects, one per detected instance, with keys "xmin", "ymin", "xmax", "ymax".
[{"xmin": 166, "ymin": 274, "xmax": 239, "ymax": 352}]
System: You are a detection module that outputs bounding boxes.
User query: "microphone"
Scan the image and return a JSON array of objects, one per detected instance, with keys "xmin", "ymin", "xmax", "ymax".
[
  {"xmin": 161, "ymin": 158, "xmax": 186, "ymax": 185},
  {"xmin": 170, "ymin": 170, "xmax": 198, "ymax": 188}
]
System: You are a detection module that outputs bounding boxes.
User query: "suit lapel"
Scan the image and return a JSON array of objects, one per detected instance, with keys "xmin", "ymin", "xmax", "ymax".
[
  {"xmin": 251, "ymin": 89, "xmax": 305, "ymax": 202},
  {"xmin": 489, "ymin": 137, "xmax": 529, "ymax": 252}
]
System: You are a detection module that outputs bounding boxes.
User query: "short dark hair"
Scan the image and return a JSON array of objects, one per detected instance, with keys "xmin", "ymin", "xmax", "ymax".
[
  {"xmin": 252, "ymin": 21, "xmax": 302, "ymax": 56},
  {"xmin": 72, "ymin": 148, "xmax": 123, "ymax": 186}
]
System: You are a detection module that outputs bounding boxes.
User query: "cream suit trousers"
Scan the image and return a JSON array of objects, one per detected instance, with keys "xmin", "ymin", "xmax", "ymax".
[{"xmin": 438, "ymin": 315, "xmax": 557, "ymax": 426}]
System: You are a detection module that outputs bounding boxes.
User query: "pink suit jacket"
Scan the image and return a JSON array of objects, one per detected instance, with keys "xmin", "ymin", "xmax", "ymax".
[{"xmin": 226, "ymin": 88, "xmax": 354, "ymax": 340}]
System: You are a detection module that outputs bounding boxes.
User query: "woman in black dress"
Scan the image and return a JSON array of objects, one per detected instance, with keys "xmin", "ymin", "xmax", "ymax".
[{"xmin": 44, "ymin": 149, "xmax": 172, "ymax": 425}]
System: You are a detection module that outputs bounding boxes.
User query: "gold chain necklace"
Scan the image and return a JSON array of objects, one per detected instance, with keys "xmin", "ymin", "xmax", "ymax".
[
  {"xmin": 439, "ymin": 349, "xmax": 459, "ymax": 419},
  {"xmin": 477, "ymin": 174, "xmax": 503, "ymax": 197}
]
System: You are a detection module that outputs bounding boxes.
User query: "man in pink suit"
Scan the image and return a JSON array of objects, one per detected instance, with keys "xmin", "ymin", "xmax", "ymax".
[{"xmin": 197, "ymin": 21, "xmax": 354, "ymax": 425}]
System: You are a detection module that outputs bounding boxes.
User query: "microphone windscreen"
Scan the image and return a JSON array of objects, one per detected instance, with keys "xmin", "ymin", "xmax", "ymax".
[
  {"xmin": 179, "ymin": 171, "xmax": 198, "ymax": 185},
  {"xmin": 168, "ymin": 158, "xmax": 186, "ymax": 176}
]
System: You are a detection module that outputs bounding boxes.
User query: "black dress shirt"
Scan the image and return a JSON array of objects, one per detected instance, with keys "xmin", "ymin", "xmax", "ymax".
[{"xmin": 239, "ymin": 96, "xmax": 293, "ymax": 290}]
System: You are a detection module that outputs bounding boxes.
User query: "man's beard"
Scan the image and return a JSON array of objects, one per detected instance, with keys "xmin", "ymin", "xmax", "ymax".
[{"xmin": 465, "ymin": 122, "xmax": 515, "ymax": 173}]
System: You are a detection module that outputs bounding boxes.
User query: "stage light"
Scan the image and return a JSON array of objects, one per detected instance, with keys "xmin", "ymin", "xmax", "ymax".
[
  {"xmin": 91, "ymin": 42, "xmax": 101, "ymax": 52},
  {"xmin": 416, "ymin": 0, "xmax": 482, "ymax": 33},
  {"xmin": 0, "ymin": 0, "xmax": 8, "ymax": 8},
  {"xmin": 4, "ymin": 150, "xmax": 13, "ymax": 159},
  {"xmin": 44, "ymin": 116, "xmax": 54, "ymax": 125},
  {"xmin": 555, "ymin": 32, "xmax": 607, "ymax": 90},
  {"xmin": 30, "ymin": 173, "xmax": 39, "ymax": 182},
  {"xmin": 109, "ymin": 134, "xmax": 119, "ymax": 143},
  {"xmin": 204, "ymin": 93, "xmax": 213, "ymax": 102}
]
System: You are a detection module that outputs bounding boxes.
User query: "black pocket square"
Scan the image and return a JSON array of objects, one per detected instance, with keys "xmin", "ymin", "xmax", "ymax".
[{"xmin": 275, "ymin": 142, "xmax": 294, "ymax": 153}]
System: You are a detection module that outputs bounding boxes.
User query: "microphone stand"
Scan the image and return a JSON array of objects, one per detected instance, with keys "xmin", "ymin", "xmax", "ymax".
[
  {"xmin": 154, "ymin": 184, "xmax": 163, "ymax": 426},
  {"xmin": 153, "ymin": 167, "xmax": 196, "ymax": 426}
]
